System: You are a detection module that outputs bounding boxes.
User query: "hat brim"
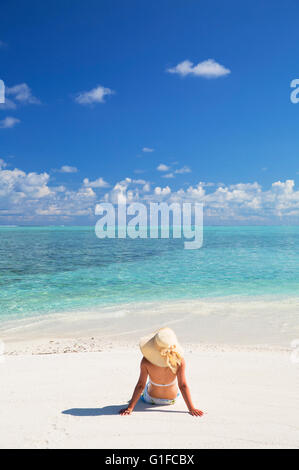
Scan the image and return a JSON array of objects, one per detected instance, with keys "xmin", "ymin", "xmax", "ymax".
[{"xmin": 139, "ymin": 332, "xmax": 184, "ymax": 368}]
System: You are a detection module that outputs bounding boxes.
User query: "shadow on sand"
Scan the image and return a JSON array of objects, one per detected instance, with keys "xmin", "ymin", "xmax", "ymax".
[{"xmin": 62, "ymin": 399, "xmax": 187, "ymax": 416}]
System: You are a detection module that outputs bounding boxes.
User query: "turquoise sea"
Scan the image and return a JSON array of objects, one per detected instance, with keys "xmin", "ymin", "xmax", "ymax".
[{"xmin": 0, "ymin": 226, "xmax": 299, "ymax": 325}]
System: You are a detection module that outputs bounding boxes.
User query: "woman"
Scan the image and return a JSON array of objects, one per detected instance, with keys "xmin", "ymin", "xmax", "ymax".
[{"xmin": 119, "ymin": 327, "xmax": 204, "ymax": 417}]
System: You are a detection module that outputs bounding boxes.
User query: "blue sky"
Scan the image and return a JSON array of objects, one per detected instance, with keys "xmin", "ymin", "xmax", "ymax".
[{"xmin": 1, "ymin": 0, "xmax": 299, "ymax": 224}]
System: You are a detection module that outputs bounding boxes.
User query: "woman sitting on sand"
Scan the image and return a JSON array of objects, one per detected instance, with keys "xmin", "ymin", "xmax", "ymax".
[{"xmin": 119, "ymin": 327, "xmax": 204, "ymax": 417}]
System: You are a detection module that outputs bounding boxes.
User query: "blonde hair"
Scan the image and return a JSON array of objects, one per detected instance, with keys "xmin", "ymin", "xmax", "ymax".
[{"xmin": 160, "ymin": 344, "xmax": 182, "ymax": 374}]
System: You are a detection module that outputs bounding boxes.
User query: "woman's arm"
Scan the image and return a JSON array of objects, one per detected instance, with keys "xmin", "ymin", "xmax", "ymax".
[
  {"xmin": 177, "ymin": 358, "xmax": 204, "ymax": 417},
  {"xmin": 119, "ymin": 358, "xmax": 148, "ymax": 415}
]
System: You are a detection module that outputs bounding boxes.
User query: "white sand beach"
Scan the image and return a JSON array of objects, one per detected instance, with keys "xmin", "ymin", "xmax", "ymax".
[{"xmin": 1, "ymin": 340, "xmax": 298, "ymax": 449}]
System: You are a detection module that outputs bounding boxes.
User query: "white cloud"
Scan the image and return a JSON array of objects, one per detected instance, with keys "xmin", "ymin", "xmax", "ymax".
[
  {"xmin": 6, "ymin": 83, "xmax": 40, "ymax": 104},
  {"xmin": 1, "ymin": 158, "xmax": 299, "ymax": 224},
  {"xmin": 271, "ymin": 180, "xmax": 294, "ymax": 192},
  {"xmin": 147, "ymin": 178, "xmax": 299, "ymax": 221},
  {"xmin": 157, "ymin": 163, "xmax": 170, "ymax": 172},
  {"xmin": 160, "ymin": 165, "xmax": 191, "ymax": 178},
  {"xmin": 162, "ymin": 173, "xmax": 175, "ymax": 179},
  {"xmin": 100, "ymin": 176, "xmax": 299, "ymax": 222},
  {"xmin": 0, "ymin": 164, "xmax": 99, "ymax": 220},
  {"xmin": 154, "ymin": 186, "xmax": 171, "ymax": 196},
  {"xmin": 167, "ymin": 59, "xmax": 231, "ymax": 78},
  {"xmin": 76, "ymin": 186, "xmax": 96, "ymax": 197},
  {"xmin": 83, "ymin": 177, "xmax": 110, "ymax": 188},
  {"xmin": 102, "ymin": 177, "xmax": 134, "ymax": 205},
  {"xmin": 199, "ymin": 181, "xmax": 215, "ymax": 187},
  {"xmin": 57, "ymin": 165, "xmax": 78, "ymax": 173},
  {"xmin": 75, "ymin": 85, "xmax": 114, "ymax": 105},
  {"xmin": 175, "ymin": 166, "xmax": 191, "ymax": 174},
  {"xmin": 132, "ymin": 179, "xmax": 146, "ymax": 185},
  {"xmin": 142, "ymin": 147, "xmax": 154, "ymax": 153},
  {"xmin": 0, "ymin": 83, "xmax": 40, "ymax": 110},
  {"xmin": 0, "ymin": 117, "xmax": 20, "ymax": 128},
  {"xmin": 0, "ymin": 167, "xmax": 52, "ymax": 202}
]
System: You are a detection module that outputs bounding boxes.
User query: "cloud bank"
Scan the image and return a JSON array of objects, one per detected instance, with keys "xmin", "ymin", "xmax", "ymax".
[{"xmin": 1, "ymin": 160, "xmax": 299, "ymax": 224}]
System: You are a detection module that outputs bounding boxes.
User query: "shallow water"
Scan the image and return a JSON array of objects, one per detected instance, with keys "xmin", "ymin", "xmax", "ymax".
[{"xmin": 0, "ymin": 226, "xmax": 298, "ymax": 326}]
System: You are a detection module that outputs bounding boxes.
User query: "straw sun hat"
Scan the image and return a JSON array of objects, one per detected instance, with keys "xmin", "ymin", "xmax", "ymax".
[{"xmin": 139, "ymin": 327, "xmax": 184, "ymax": 374}]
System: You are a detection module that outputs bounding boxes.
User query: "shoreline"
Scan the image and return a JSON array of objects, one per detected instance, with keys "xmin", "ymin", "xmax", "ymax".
[
  {"xmin": 3, "ymin": 337, "xmax": 293, "ymax": 356},
  {"xmin": 1, "ymin": 295, "xmax": 298, "ymax": 352}
]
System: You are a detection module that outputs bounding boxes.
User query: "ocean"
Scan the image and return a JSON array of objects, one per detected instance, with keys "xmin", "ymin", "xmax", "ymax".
[{"xmin": 0, "ymin": 226, "xmax": 298, "ymax": 345}]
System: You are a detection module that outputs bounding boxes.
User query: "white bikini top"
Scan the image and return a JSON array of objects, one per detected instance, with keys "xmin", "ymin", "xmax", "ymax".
[{"xmin": 149, "ymin": 377, "xmax": 177, "ymax": 387}]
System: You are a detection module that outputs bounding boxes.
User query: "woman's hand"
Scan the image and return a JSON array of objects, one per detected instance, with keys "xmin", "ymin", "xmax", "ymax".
[
  {"xmin": 119, "ymin": 407, "xmax": 133, "ymax": 415},
  {"xmin": 189, "ymin": 408, "xmax": 204, "ymax": 417}
]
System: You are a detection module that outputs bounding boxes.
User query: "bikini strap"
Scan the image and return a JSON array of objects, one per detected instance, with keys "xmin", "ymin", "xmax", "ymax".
[{"xmin": 149, "ymin": 377, "xmax": 177, "ymax": 387}]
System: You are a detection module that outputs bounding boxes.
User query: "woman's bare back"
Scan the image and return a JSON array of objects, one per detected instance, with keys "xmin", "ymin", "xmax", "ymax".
[{"xmin": 143, "ymin": 357, "xmax": 178, "ymax": 399}]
